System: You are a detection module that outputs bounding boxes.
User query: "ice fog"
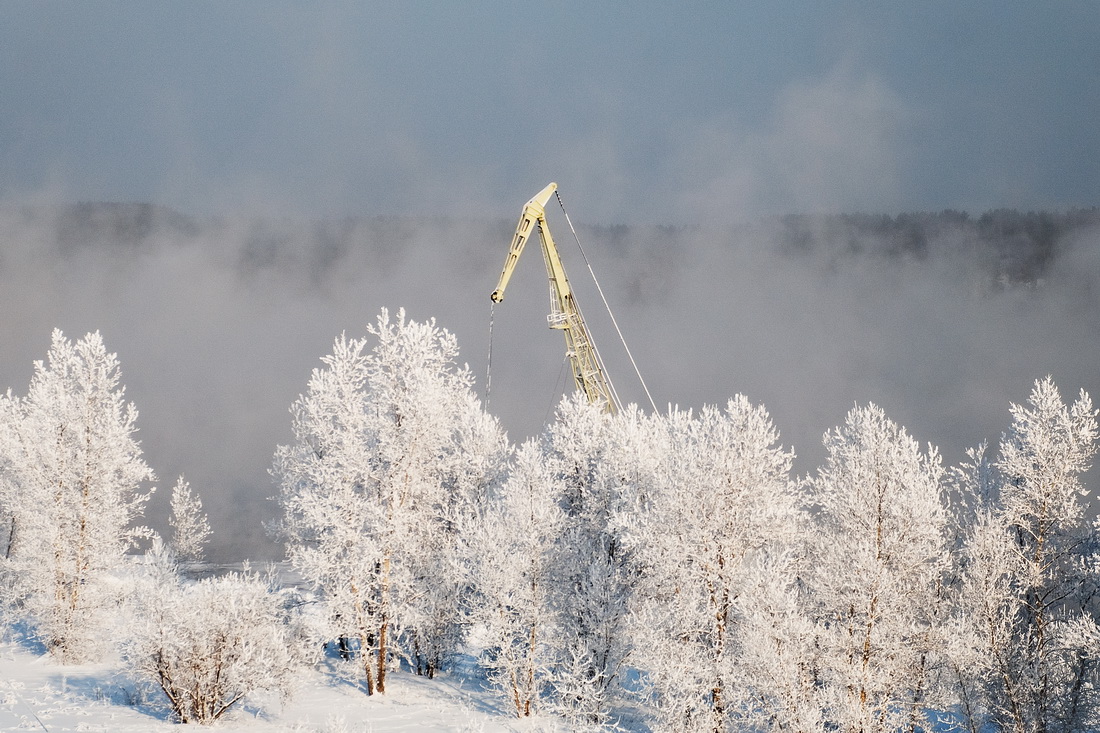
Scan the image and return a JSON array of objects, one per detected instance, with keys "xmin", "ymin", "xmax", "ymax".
[{"xmin": 0, "ymin": 200, "xmax": 1097, "ymax": 560}]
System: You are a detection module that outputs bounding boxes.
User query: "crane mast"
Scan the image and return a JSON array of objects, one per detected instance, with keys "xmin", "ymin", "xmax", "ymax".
[{"xmin": 490, "ymin": 182, "xmax": 619, "ymax": 414}]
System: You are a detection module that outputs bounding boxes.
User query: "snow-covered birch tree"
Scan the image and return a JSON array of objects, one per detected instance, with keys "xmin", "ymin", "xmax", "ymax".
[
  {"xmin": 950, "ymin": 377, "xmax": 1100, "ymax": 733},
  {"xmin": 806, "ymin": 403, "xmax": 950, "ymax": 733},
  {"xmin": 0, "ymin": 330, "xmax": 154, "ymax": 662},
  {"xmin": 0, "ymin": 391, "xmax": 20, "ymax": 610},
  {"xmin": 273, "ymin": 308, "xmax": 506, "ymax": 695},
  {"xmin": 539, "ymin": 393, "xmax": 636, "ymax": 726},
  {"xmin": 733, "ymin": 550, "xmax": 828, "ymax": 733},
  {"xmin": 471, "ymin": 439, "xmax": 564, "ymax": 718},
  {"xmin": 619, "ymin": 397, "xmax": 801, "ymax": 733},
  {"xmin": 402, "ymin": 392, "xmax": 509, "ymax": 679},
  {"xmin": 0, "ymin": 391, "xmax": 18, "ymax": 564},
  {"xmin": 521, "ymin": 403, "xmax": 657, "ymax": 729}
]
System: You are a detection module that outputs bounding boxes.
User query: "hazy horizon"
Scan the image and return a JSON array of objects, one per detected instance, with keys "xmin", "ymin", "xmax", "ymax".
[{"xmin": 1, "ymin": 199, "xmax": 1097, "ymax": 560}]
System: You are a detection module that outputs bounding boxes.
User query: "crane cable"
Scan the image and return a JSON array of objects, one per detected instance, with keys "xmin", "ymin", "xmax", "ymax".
[{"xmin": 555, "ymin": 191, "xmax": 658, "ymax": 413}]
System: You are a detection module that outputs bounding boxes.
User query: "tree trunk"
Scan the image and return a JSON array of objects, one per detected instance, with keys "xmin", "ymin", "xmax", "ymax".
[
  {"xmin": 350, "ymin": 589, "xmax": 374, "ymax": 694},
  {"xmin": 376, "ymin": 613, "xmax": 388, "ymax": 694},
  {"xmin": 376, "ymin": 551, "xmax": 392, "ymax": 695},
  {"xmin": 4, "ymin": 516, "xmax": 14, "ymax": 559}
]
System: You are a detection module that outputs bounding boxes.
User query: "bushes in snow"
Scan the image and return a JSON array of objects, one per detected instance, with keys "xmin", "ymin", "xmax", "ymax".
[
  {"xmin": 122, "ymin": 545, "xmax": 302, "ymax": 724},
  {"xmin": 0, "ymin": 330, "xmax": 298, "ymax": 726}
]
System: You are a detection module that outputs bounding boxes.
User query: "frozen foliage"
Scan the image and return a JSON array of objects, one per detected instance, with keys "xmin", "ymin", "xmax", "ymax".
[
  {"xmin": 0, "ymin": 330, "xmax": 154, "ymax": 663},
  {"xmin": 168, "ymin": 476, "xmax": 211, "ymax": 563},
  {"xmin": 273, "ymin": 308, "xmax": 507, "ymax": 695},
  {"xmin": 471, "ymin": 439, "xmax": 564, "ymax": 718},
  {"xmin": 807, "ymin": 404, "xmax": 950, "ymax": 733},
  {"xmin": 732, "ymin": 550, "xmax": 827, "ymax": 733},
  {"xmin": 618, "ymin": 397, "xmax": 800, "ymax": 733},
  {"xmin": 0, "ymin": 391, "xmax": 18, "ymax": 562},
  {"xmin": 540, "ymin": 395, "xmax": 636, "ymax": 726},
  {"xmin": 121, "ymin": 545, "xmax": 301, "ymax": 724},
  {"xmin": 469, "ymin": 397, "xmax": 658, "ymax": 726},
  {"xmin": 401, "ymin": 392, "xmax": 509, "ymax": 679},
  {"xmin": 949, "ymin": 377, "xmax": 1100, "ymax": 733}
]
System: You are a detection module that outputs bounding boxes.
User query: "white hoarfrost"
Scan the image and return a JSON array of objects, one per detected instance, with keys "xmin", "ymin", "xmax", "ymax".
[
  {"xmin": 4, "ymin": 321, "xmax": 1100, "ymax": 733},
  {"xmin": 471, "ymin": 439, "xmax": 565, "ymax": 719},
  {"xmin": 0, "ymin": 330, "xmax": 154, "ymax": 663},
  {"xmin": 540, "ymin": 394, "xmax": 635, "ymax": 727},
  {"xmin": 168, "ymin": 476, "xmax": 212, "ymax": 563},
  {"xmin": 121, "ymin": 545, "xmax": 302, "ymax": 724},
  {"xmin": 806, "ymin": 403, "xmax": 950, "ymax": 733},
  {"xmin": 949, "ymin": 377, "xmax": 1100, "ymax": 733},
  {"xmin": 618, "ymin": 397, "xmax": 800, "ymax": 733},
  {"xmin": 273, "ymin": 309, "xmax": 507, "ymax": 695}
]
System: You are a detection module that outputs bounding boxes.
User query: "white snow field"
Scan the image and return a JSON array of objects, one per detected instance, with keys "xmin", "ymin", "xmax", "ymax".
[{"xmin": 0, "ymin": 635, "xmax": 563, "ymax": 733}]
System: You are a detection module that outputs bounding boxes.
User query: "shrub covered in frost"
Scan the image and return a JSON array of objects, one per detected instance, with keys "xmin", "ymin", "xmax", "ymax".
[{"xmin": 121, "ymin": 550, "xmax": 301, "ymax": 724}]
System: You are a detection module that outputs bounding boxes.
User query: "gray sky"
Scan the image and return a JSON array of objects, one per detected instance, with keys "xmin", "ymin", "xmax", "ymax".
[
  {"xmin": 3, "ymin": 3, "xmax": 1099, "ymax": 221},
  {"xmin": 2, "ymin": 3, "xmax": 1100, "ymax": 560}
]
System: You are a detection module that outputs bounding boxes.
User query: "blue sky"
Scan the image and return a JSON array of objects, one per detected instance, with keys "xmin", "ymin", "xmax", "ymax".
[{"xmin": 3, "ymin": 2, "xmax": 1099, "ymax": 223}]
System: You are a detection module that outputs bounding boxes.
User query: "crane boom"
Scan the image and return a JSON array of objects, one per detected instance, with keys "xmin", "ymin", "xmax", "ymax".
[{"xmin": 490, "ymin": 183, "xmax": 619, "ymax": 414}]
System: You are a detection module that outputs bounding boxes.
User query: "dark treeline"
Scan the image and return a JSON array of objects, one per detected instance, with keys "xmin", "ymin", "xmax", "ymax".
[
  {"xmin": 775, "ymin": 207, "xmax": 1100, "ymax": 284},
  {"xmin": 25, "ymin": 202, "xmax": 1100, "ymax": 289}
]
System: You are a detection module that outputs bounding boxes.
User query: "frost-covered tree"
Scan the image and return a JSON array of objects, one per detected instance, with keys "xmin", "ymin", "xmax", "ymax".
[
  {"xmin": 950, "ymin": 377, "xmax": 1100, "ymax": 733},
  {"xmin": 0, "ymin": 391, "xmax": 20, "ymax": 610},
  {"xmin": 0, "ymin": 330, "xmax": 154, "ymax": 662},
  {"xmin": 734, "ymin": 550, "xmax": 827, "ymax": 733},
  {"xmin": 273, "ymin": 330, "xmax": 377, "ymax": 685},
  {"xmin": 619, "ymin": 397, "xmax": 800, "ymax": 733},
  {"xmin": 273, "ymin": 309, "xmax": 506, "ymax": 694},
  {"xmin": 807, "ymin": 403, "xmax": 949, "ymax": 733},
  {"xmin": 471, "ymin": 398, "xmax": 666, "ymax": 726},
  {"xmin": 540, "ymin": 393, "xmax": 637, "ymax": 726},
  {"xmin": 168, "ymin": 476, "xmax": 211, "ymax": 563},
  {"xmin": 122, "ymin": 544, "xmax": 300, "ymax": 724},
  {"xmin": 401, "ymin": 392, "xmax": 509, "ymax": 679},
  {"xmin": 0, "ymin": 391, "xmax": 18, "ymax": 563},
  {"xmin": 471, "ymin": 439, "xmax": 564, "ymax": 718}
]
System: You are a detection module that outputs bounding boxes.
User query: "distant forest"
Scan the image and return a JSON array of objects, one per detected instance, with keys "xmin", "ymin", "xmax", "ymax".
[
  {"xmin": 25, "ymin": 200, "xmax": 1100, "ymax": 288},
  {"xmin": 774, "ymin": 207, "xmax": 1100, "ymax": 284}
]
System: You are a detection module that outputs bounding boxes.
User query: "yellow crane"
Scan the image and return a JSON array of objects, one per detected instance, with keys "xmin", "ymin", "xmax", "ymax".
[{"xmin": 490, "ymin": 182, "xmax": 620, "ymax": 414}]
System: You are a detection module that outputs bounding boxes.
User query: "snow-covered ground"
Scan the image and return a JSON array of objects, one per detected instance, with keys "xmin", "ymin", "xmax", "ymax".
[{"xmin": 0, "ymin": 634, "xmax": 566, "ymax": 732}]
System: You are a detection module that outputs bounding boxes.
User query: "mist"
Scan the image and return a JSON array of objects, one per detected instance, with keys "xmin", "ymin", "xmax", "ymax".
[{"xmin": 1, "ymin": 200, "xmax": 1097, "ymax": 561}]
